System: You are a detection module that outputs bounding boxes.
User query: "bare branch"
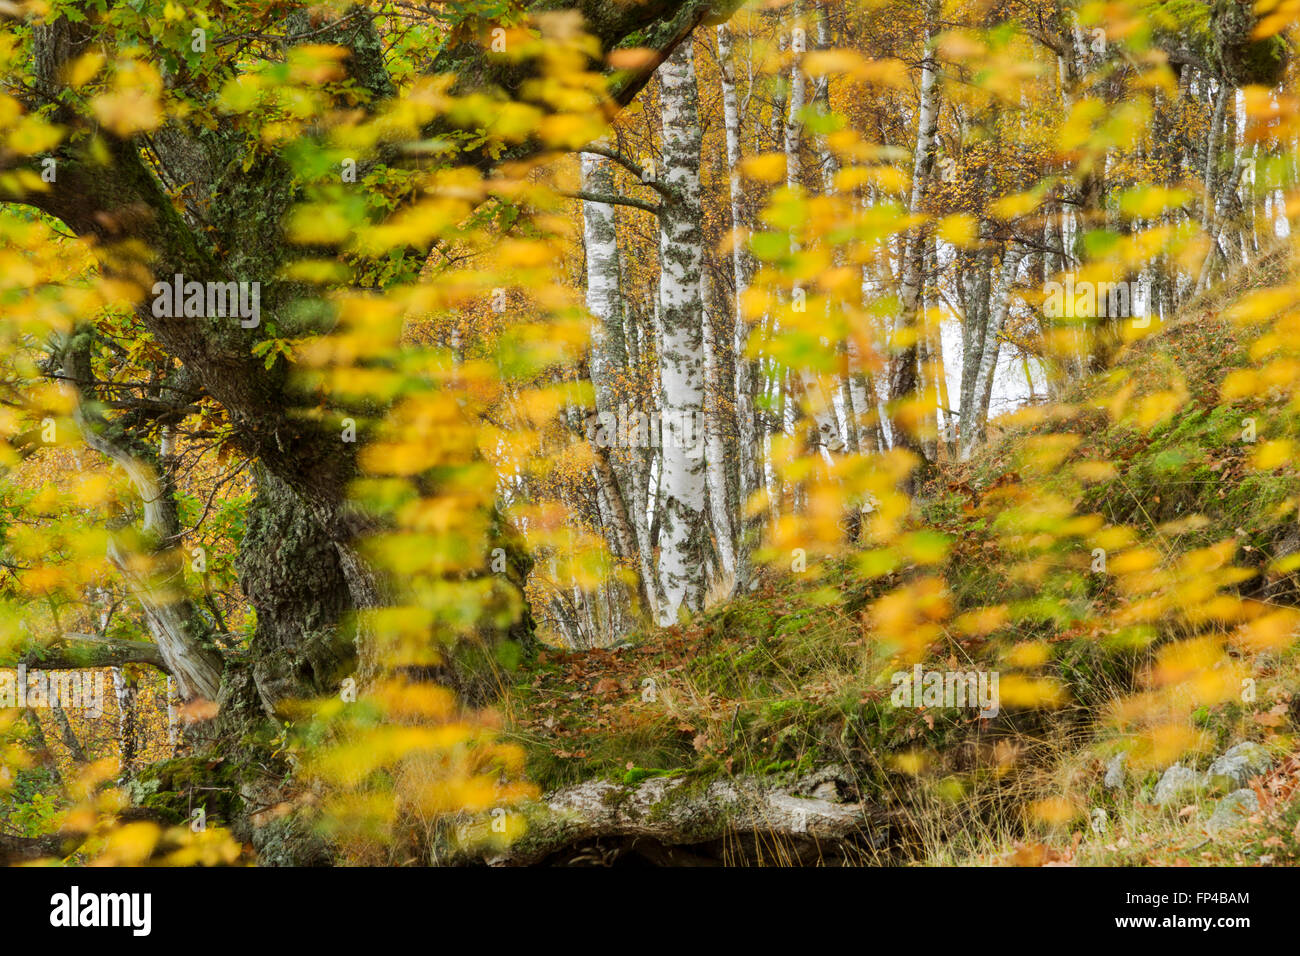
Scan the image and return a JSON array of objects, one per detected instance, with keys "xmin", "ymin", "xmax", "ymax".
[
  {"xmin": 579, "ymin": 145, "xmax": 676, "ymax": 201},
  {"xmin": 565, "ymin": 189, "xmax": 660, "ymax": 215}
]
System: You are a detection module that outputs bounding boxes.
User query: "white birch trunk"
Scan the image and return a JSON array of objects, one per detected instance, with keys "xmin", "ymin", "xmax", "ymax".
[
  {"xmin": 111, "ymin": 666, "xmax": 138, "ymax": 774},
  {"xmin": 960, "ymin": 244, "xmax": 1025, "ymax": 459},
  {"xmin": 582, "ymin": 153, "xmax": 658, "ymax": 620},
  {"xmin": 887, "ymin": 0, "xmax": 940, "ymax": 462},
  {"xmin": 784, "ymin": 4, "xmax": 845, "ymax": 453},
  {"xmin": 718, "ymin": 22, "xmax": 760, "ymax": 591},
  {"xmin": 702, "ymin": 275, "xmax": 736, "ymax": 579},
  {"xmin": 166, "ymin": 676, "xmax": 178, "ymax": 752},
  {"xmin": 654, "ymin": 41, "xmax": 708, "ymax": 625}
]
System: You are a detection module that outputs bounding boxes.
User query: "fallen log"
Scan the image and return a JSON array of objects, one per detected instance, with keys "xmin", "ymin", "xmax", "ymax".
[{"xmin": 466, "ymin": 766, "xmax": 890, "ymax": 866}]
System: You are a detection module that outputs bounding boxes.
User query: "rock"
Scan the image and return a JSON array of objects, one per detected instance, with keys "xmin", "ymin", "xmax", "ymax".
[
  {"xmin": 1154, "ymin": 763, "xmax": 1201, "ymax": 805},
  {"xmin": 1206, "ymin": 789, "xmax": 1259, "ymax": 834},
  {"xmin": 1206, "ymin": 742, "xmax": 1272, "ymax": 793},
  {"xmin": 1104, "ymin": 752, "xmax": 1127, "ymax": 790}
]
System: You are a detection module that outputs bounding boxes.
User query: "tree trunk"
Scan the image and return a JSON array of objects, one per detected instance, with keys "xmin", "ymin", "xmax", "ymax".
[
  {"xmin": 718, "ymin": 22, "xmax": 763, "ymax": 594},
  {"xmin": 887, "ymin": 0, "xmax": 940, "ymax": 473},
  {"xmin": 62, "ymin": 333, "xmax": 225, "ymax": 703},
  {"xmin": 703, "ymin": 275, "xmax": 738, "ymax": 581},
  {"xmin": 784, "ymin": 3, "xmax": 846, "ymax": 454},
  {"xmin": 582, "ymin": 152, "xmax": 657, "ymax": 619},
  {"xmin": 111, "ymin": 668, "xmax": 139, "ymax": 775},
  {"xmin": 654, "ymin": 40, "xmax": 710, "ymax": 625},
  {"xmin": 961, "ymin": 244, "xmax": 1026, "ymax": 458},
  {"xmin": 464, "ymin": 765, "xmax": 889, "ymax": 866}
]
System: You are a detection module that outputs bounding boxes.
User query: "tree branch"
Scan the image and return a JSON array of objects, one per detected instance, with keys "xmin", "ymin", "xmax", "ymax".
[
  {"xmin": 565, "ymin": 189, "xmax": 660, "ymax": 215},
  {"xmin": 0, "ymin": 831, "xmax": 83, "ymax": 866},
  {"xmin": 579, "ymin": 145, "xmax": 676, "ymax": 201},
  {"xmin": 61, "ymin": 333, "xmax": 224, "ymax": 700},
  {"xmin": 19, "ymin": 633, "xmax": 169, "ymax": 673}
]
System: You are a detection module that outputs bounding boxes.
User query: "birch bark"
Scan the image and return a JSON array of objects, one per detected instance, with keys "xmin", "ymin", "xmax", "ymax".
[
  {"xmin": 702, "ymin": 274, "xmax": 737, "ymax": 579},
  {"xmin": 784, "ymin": 3, "xmax": 846, "ymax": 453},
  {"xmin": 886, "ymin": 0, "xmax": 941, "ymax": 466},
  {"xmin": 582, "ymin": 153, "xmax": 658, "ymax": 618},
  {"xmin": 655, "ymin": 41, "xmax": 709, "ymax": 624},
  {"xmin": 960, "ymin": 244, "xmax": 1025, "ymax": 458},
  {"xmin": 718, "ymin": 22, "xmax": 762, "ymax": 591}
]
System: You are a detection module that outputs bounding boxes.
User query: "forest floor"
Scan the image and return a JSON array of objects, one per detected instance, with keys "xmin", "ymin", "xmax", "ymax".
[{"xmin": 496, "ymin": 247, "xmax": 1300, "ymax": 866}]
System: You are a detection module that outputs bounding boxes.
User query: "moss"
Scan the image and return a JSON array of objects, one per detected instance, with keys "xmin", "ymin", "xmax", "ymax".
[
  {"xmin": 1211, "ymin": 0, "xmax": 1289, "ymax": 85},
  {"xmin": 620, "ymin": 766, "xmax": 680, "ymax": 786},
  {"xmin": 129, "ymin": 757, "xmax": 244, "ymax": 826},
  {"xmin": 519, "ymin": 712, "xmax": 690, "ymax": 793}
]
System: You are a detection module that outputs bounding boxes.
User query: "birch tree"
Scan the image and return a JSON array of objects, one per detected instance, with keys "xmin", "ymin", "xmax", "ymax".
[
  {"xmin": 655, "ymin": 41, "xmax": 710, "ymax": 624},
  {"xmin": 886, "ymin": 0, "xmax": 941, "ymax": 470},
  {"xmin": 718, "ymin": 22, "xmax": 762, "ymax": 591},
  {"xmin": 960, "ymin": 242, "xmax": 1026, "ymax": 459},
  {"xmin": 784, "ymin": 2, "xmax": 847, "ymax": 455},
  {"xmin": 702, "ymin": 274, "xmax": 737, "ymax": 581},
  {"xmin": 582, "ymin": 152, "xmax": 657, "ymax": 618}
]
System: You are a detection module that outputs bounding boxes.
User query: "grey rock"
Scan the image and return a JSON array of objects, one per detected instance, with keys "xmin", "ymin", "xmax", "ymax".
[
  {"xmin": 1206, "ymin": 742, "xmax": 1272, "ymax": 793},
  {"xmin": 1104, "ymin": 752, "xmax": 1128, "ymax": 790},
  {"xmin": 1207, "ymin": 789, "xmax": 1259, "ymax": 834},
  {"xmin": 1154, "ymin": 763, "xmax": 1201, "ymax": 805}
]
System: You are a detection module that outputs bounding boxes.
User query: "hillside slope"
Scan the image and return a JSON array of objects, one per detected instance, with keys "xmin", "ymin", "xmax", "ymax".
[{"xmin": 487, "ymin": 248, "xmax": 1300, "ymax": 866}]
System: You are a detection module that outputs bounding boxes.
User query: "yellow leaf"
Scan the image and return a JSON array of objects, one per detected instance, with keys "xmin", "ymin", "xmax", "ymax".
[
  {"xmin": 990, "ymin": 190, "xmax": 1042, "ymax": 220},
  {"xmin": 741, "ymin": 153, "xmax": 787, "ymax": 183},
  {"xmin": 65, "ymin": 51, "xmax": 105, "ymax": 89},
  {"xmin": 937, "ymin": 213, "xmax": 977, "ymax": 247},
  {"xmin": 1253, "ymin": 439, "xmax": 1294, "ymax": 470}
]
